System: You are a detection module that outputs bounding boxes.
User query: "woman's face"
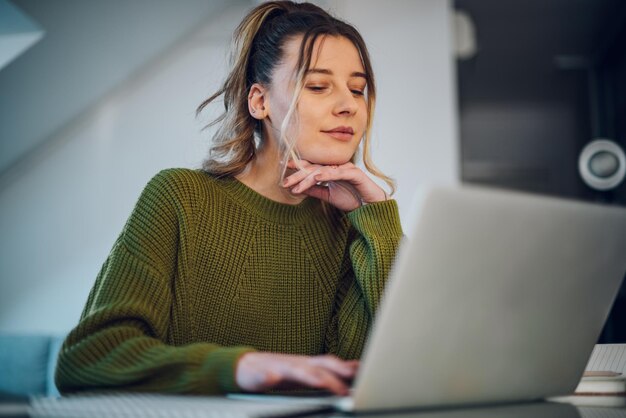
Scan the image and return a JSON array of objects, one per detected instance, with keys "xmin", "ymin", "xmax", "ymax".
[{"xmin": 265, "ymin": 35, "xmax": 368, "ymax": 166}]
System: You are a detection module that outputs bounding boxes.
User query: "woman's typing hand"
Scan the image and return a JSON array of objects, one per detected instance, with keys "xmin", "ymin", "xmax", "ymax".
[{"xmin": 235, "ymin": 352, "xmax": 358, "ymax": 395}]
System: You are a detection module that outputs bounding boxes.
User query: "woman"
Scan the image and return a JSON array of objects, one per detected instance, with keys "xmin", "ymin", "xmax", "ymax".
[{"xmin": 55, "ymin": 1, "xmax": 402, "ymax": 396}]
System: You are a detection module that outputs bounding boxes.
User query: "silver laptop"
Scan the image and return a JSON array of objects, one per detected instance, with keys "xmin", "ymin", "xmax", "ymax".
[{"xmin": 232, "ymin": 185, "xmax": 626, "ymax": 412}]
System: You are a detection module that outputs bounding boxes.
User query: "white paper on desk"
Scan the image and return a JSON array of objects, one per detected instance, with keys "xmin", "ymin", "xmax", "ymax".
[{"xmin": 585, "ymin": 344, "xmax": 626, "ymax": 374}]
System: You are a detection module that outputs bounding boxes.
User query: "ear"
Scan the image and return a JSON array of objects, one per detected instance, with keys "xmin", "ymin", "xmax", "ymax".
[{"xmin": 248, "ymin": 83, "xmax": 269, "ymax": 120}]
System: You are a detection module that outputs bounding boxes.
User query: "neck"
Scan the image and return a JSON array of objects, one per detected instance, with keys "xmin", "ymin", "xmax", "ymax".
[{"xmin": 235, "ymin": 138, "xmax": 304, "ymax": 205}]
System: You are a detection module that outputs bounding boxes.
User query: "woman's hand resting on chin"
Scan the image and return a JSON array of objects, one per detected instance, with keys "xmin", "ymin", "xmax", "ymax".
[
  {"xmin": 283, "ymin": 160, "xmax": 387, "ymax": 212},
  {"xmin": 235, "ymin": 352, "xmax": 358, "ymax": 395}
]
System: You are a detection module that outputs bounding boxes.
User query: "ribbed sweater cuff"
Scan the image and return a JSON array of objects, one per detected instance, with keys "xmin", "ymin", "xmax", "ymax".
[
  {"xmin": 201, "ymin": 346, "xmax": 257, "ymax": 393},
  {"xmin": 347, "ymin": 199, "xmax": 403, "ymax": 238}
]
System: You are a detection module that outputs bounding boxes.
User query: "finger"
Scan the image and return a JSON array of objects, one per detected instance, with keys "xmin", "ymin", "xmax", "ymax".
[
  {"xmin": 283, "ymin": 166, "xmax": 318, "ymax": 188},
  {"xmin": 291, "ymin": 164, "xmax": 352, "ymax": 193},
  {"xmin": 291, "ymin": 169, "xmax": 323, "ymax": 194},
  {"xmin": 313, "ymin": 166, "xmax": 363, "ymax": 185},
  {"xmin": 261, "ymin": 370, "xmax": 283, "ymax": 389},
  {"xmin": 283, "ymin": 162, "xmax": 320, "ymax": 188},
  {"xmin": 299, "ymin": 185, "xmax": 331, "ymax": 202},
  {"xmin": 309, "ymin": 355, "xmax": 358, "ymax": 380},
  {"xmin": 288, "ymin": 365, "xmax": 350, "ymax": 396},
  {"xmin": 346, "ymin": 360, "xmax": 360, "ymax": 370},
  {"xmin": 314, "ymin": 168, "xmax": 388, "ymax": 205}
]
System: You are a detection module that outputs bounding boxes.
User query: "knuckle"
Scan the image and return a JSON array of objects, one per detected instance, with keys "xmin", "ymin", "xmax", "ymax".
[
  {"xmin": 303, "ymin": 369, "xmax": 324, "ymax": 386},
  {"xmin": 264, "ymin": 370, "xmax": 282, "ymax": 386}
]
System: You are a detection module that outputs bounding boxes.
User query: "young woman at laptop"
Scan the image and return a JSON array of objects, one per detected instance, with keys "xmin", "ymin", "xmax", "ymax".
[{"xmin": 55, "ymin": 1, "xmax": 402, "ymax": 397}]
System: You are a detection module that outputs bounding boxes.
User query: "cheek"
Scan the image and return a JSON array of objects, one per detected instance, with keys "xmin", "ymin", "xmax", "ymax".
[
  {"xmin": 291, "ymin": 99, "xmax": 367, "ymax": 164},
  {"xmin": 291, "ymin": 106, "xmax": 322, "ymax": 142},
  {"xmin": 358, "ymin": 103, "xmax": 368, "ymax": 130}
]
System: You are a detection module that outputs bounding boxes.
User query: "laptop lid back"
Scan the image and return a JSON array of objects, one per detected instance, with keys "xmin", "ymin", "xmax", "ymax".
[{"xmin": 353, "ymin": 186, "xmax": 626, "ymax": 411}]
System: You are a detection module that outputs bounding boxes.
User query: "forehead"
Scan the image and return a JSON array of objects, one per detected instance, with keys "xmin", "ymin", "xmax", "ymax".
[{"xmin": 279, "ymin": 35, "xmax": 365, "ymax": 77}]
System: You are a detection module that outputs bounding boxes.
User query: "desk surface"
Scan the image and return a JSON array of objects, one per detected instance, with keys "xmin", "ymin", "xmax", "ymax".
[{"xmin": 1, "ymin": 393, "xmax": 624, "ymax": 418}]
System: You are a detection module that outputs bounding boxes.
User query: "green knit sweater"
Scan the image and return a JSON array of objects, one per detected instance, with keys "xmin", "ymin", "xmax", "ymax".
[{"xmin": 55, "ymin": 168, "xmax": 403, "ymax": 395}]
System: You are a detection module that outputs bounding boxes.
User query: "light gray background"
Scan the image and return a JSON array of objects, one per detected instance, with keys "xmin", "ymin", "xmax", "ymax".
[{"xmin": 0, "ymin": 0, "xmax": 458, "ymax": 334}]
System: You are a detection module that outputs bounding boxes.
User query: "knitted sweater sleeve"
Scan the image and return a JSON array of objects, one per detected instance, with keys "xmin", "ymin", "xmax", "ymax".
[
  {"xmin": 55, "ymin": 170, "xmax": 254, "ymax": 395},
  {"xmin": 325, "ymin": 200, "xmax": 403, "ymax": 360}
]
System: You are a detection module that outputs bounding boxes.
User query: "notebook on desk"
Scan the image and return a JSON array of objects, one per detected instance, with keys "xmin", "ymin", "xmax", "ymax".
[{"xmin": 233, "ymin": 185, "xmax": 626, "ymax": 413}]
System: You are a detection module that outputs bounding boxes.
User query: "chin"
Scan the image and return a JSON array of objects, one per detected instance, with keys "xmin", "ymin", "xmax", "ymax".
[{"xmin": 299, "ymin": 146, "xmax": 357, "ymax": 166}]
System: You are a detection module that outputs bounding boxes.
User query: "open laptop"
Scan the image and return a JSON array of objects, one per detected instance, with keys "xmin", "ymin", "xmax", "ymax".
[{"xmin": 231, "ymin": 185, "xmax": 626, "ymax": 413}]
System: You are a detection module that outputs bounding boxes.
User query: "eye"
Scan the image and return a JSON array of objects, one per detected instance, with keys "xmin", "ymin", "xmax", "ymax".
[
  {"xmin": 349, "ymin": 84, "xmax": 366, "ymax": 96},
  {"xmin": 306, "ymin": 85, "xmax": 327, "ymax": 92}
]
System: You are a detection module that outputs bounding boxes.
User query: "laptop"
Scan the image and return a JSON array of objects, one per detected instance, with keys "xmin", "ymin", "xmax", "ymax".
[{"xmin": 231, "ymin": 185, "xmax": 626, "ymax": 413}]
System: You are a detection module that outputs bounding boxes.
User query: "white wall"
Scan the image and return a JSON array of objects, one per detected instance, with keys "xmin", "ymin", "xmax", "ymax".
[
  {"xmin": 1, "ymin": 0, "xmax": 228, "ymax": 173},
  {"xmin": 0, "ymin": 3, "xmax": 244, "ymax": 334},
  {"xmin": 0, "ymin": 0, "xmax": 458, "ymax": 334},
  {"xmin": 331, "ymin": 0, "xmax": 459, "ymax": 226}
]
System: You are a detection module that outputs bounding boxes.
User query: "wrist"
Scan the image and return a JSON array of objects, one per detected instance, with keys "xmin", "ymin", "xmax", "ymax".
[{"xmin": 362, "ymin": 189, "xmax": 388, "ymax": 205}]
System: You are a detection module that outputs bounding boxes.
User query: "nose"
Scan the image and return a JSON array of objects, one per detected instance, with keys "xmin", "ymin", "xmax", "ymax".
[{"xmin": 332, "ymin": 87, "xmax": 359, "ymax": 117}]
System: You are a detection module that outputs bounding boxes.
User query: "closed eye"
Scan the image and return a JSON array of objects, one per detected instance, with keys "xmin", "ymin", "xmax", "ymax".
[{"xmin": 306, "ymin": 85, "xmax": 364, "ymax": 96}]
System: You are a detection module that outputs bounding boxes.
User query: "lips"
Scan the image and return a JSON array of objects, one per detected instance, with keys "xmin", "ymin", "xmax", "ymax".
[{"xmin": 322, "ymin": 126, "xmax": 354, "ymax": 141}]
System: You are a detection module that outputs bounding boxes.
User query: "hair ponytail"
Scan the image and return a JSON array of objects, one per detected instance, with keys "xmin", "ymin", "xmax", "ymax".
[{"xmin": 195, "ymin": 3, "xmax": 290, "ymax": 176}]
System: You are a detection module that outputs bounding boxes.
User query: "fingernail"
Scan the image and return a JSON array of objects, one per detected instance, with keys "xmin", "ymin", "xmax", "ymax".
[{"xmin": 283, "ymin": 178, "xmax": 289, "ymax": 186}]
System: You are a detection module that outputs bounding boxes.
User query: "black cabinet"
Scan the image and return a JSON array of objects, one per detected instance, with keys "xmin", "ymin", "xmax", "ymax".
[{"xmin": 455, "ymin": 0, "xmax": 626, "ymax": 342}]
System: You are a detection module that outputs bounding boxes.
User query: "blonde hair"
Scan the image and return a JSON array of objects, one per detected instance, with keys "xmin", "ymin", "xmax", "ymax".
[{"xmin": 196, "ymin": 1, "xmax": 395, "ymax": 195}]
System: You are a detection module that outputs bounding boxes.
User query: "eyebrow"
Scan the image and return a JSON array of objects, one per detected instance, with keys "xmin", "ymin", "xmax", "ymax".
[{"xmin": 306, "ymin": 68, "xmax": 367, "ymax": 79}]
